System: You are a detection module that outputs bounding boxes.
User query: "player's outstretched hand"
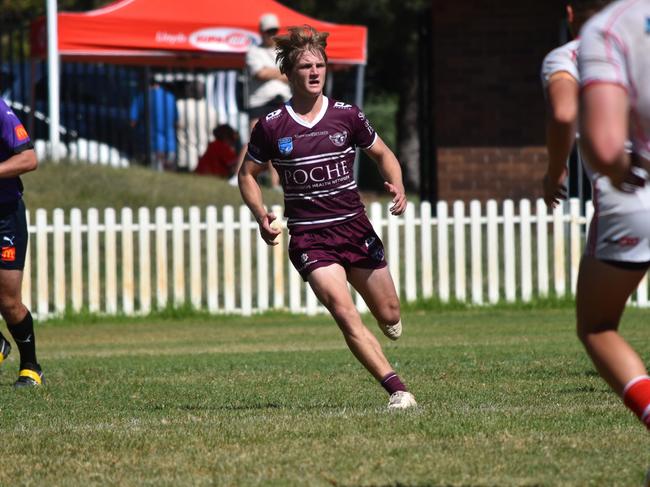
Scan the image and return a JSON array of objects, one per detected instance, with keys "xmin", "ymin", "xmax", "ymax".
[
  {"xmin": 384, "ymin": 182, "xmax": 407, "ymax": 216},
  {"xmin": 542, "ymin": 172, "xmax": 568, "ymax": 209},
  {"xmin": 257, "ymin": 212, "xmax": 282, "ymax": 245}
]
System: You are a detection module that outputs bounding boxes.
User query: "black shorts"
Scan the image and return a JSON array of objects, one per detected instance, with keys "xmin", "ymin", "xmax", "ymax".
[
  {"xmin": 601, "ymin": 259, "xmax": 650, "ymax": 271},
  {"xmin": 0, "ymin": 199, "xmax": 28, "ymax": 271}
]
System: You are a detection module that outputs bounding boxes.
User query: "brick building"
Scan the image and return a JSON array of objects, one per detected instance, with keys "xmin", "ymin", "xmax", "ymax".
[{"xmin": 429, "ymin": 0, "xmax": 568, "ymax": 202}]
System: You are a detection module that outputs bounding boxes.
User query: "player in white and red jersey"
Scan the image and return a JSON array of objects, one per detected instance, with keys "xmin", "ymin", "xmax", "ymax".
[
  {"xmin": 238, "ymin": 25, "xmax": 416, "ymax": 410},
  {"xmin": 541, "ymin": 0, "xmax": 610, "ymax": 208},
  {"xmin": 577, "ymin": 0, "xmax": 650, "ymax": 435}
]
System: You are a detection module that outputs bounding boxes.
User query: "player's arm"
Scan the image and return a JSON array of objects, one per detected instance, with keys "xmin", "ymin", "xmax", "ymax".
[
  {"xmin": 543, "ymin": 71, "xmax": 577, "ymax": 207},
  {"xmin": 254, "ymin": 67, "xmax": 288, "ymax": 83},
  {"xmin": 363, "ymin": 136, "xmax": 407, "ymax": 216},
  {"xmin": 238, "ymin": 157, "xmax": 281, "ymax": 245},
  {"xmin": 247, "ymin": 50, "xmax": 288, "ymax": 83},
  {"xmin": 0, "ymin": 149, "xmax": 37, "ymax": 178},
  {"xmin": 580, "ymin": 83, "xmax": 632, "ymax": 189}
]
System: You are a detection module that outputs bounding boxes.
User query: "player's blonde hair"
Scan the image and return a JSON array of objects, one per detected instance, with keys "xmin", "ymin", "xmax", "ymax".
[{"xmin": 274, "ymin": 25, "xmax": 329, "ymax": 75}]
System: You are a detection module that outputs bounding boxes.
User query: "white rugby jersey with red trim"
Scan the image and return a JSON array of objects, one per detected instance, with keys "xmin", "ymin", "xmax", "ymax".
[
  {"xmin": 579, "ymin": 0, "xmax": 650, "ymax": 160},
  {"xmin": 541, "ymin": 39, "xmax": 580, "ymax": 89},
  {"xmin": 247, "ymin": 96, "xmax": 377, "ymax": 232},
  {"xmin": 540, "ymin": 39, "xmax": 600, "ymax": 181}
]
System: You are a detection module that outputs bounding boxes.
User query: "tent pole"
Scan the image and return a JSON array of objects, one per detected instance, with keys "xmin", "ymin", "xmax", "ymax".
[
  {"xmin": 354, "ymin": 64, "xmax": 365, "ymax": 108},
  {"xmin": 28, "ymin": 60, "xmax": 36, "ymax": 137},
  {"xmin": 46, "ymin": 0, "xmax": 61, "ymax": 162}
]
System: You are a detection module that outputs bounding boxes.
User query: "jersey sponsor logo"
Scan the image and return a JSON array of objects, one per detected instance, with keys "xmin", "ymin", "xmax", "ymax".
[
  {"xmin": 266, "ymin": 109, "xmax": 282, "ymax": 121},
  {"xmin": 282, "ymin": 160, "xmax": 350, "ymax": 186},
  {"xmin": 301, "ymin": 253, "xmax": 309, "ymax": 263},
  {"xmin": 358, "ymin": 111, "xmax": 366, "ymax": 120},
  {"xmin": 333, "ymin": 102, "xmax": 352, "ymax": 109},
  {"xmin": 278, "ymin": 137, "xmax": 293, "ymax": 156},
  {"xmin": 329, "ymin": 131, "xmax": 348, "ymax": 147},
  {"xmin": 363, "ymin": 118, "xmax": 373, "ymax": 135},
  {"xmin": 294, "ymin": 130, "xmax": 328, "ymax": 139},
  {"xmin": 15, "ymin": 124, "xmax": 28, "ymax": 141},
  {"xmin": 1, "ymin": 246, "xmax": 16, "ymax": 262}
]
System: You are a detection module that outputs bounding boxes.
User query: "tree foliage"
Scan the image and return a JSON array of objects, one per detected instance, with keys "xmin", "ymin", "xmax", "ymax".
[
  {"xmin": 278, "ymin": 0, "xmax": 429, "ymax": 95},
  {"xmin": 0, "ymin": 0, "xmax": 107, "ymax": 22}
]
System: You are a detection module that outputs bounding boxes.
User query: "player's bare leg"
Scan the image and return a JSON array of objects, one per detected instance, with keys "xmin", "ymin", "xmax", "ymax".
[
  {"xmin": 308, "ymin": 264, "xmax": 392, "ymax": 379},
  {"xmin": 0, "ymin": 269, "xmax": 43, "ymax": 387},
  {"xmin": 348, "ymin": 266, "xmax": 402, "ymax": 340},
  {"xmin": 0, "ymin": 270, "xmax": 27, "ymax": 325},
  {"xmin": 576, "ymin": 255, "xmax": 649, "ymax": 426},
  {"xmin": 308, "ymin": 264, "xmax": 415, "ymax": 409}
]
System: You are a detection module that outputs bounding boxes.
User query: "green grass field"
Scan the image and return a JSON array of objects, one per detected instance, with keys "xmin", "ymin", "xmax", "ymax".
[{"xmin": 0, "ymin": 306, "xmax": 648, "ymax": 486}]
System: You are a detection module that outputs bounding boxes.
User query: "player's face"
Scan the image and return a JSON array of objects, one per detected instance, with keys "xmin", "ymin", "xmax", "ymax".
[
  {"xmin": 261, "ymin": 28, "xmax": 278, "ymax": 47},
  {"xmin": 289, "ymin": 50, "xmax": 326, "ymax": 99}
]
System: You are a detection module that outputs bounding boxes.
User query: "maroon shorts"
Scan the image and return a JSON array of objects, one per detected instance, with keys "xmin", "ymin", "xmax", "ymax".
[{"xmin": 288, "ymin": 214, "xmax": 387, "ymax": 281}]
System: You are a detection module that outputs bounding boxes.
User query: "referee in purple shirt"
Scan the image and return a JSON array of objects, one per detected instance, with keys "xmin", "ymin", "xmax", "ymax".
[{"xmin": 0, "ymin": 97, "xmax": 43, "ymax": 387}]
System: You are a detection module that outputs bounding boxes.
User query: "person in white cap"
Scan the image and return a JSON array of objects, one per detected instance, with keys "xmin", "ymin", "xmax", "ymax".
[{"xmin": 234, "ymin": 13, "xmax": 291, "ymax": 189}]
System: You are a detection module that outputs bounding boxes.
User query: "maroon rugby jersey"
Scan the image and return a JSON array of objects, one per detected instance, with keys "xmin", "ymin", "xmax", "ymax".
[{"xmin": 247, "ymin": 96, "xmax": 377, "ymax": 232}]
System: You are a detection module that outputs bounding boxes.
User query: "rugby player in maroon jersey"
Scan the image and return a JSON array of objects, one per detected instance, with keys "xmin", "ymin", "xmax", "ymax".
[{"xmin": 238, "ymin": 25, "xmax": 416, "ymax": 410}]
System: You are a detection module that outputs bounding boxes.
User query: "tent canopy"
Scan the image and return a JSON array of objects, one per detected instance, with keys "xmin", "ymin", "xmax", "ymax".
[{"xmin": 31, "ymin": 0, "xmax": 367, "ymax": 68}]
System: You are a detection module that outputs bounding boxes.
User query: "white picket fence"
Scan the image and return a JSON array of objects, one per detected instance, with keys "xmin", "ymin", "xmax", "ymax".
[{"xmin": 21, "ymin": 198, "xmax": 648, "ymax": 319}]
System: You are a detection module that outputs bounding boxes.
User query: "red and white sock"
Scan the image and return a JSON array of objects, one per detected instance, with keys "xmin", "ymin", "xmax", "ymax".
[{"xmin": 622, "ymin": 375, "xmax": 650, "ymax": 430}]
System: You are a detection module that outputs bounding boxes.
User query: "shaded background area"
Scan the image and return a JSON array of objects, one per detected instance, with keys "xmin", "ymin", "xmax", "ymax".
[{"xmin": 1, "ymin": 0, "xmax": 587, "ymax": 204}]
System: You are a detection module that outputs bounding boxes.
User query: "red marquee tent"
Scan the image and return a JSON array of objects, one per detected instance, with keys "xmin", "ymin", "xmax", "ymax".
[{"xmin": 30, "ymin": 0, "xmax": 368, "ymax": 68}]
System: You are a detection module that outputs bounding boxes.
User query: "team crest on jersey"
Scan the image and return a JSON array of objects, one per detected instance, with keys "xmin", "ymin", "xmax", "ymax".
[
  {"xmin": 334, "ymin": 102, "xmax": 352, "ymax": 109},
  {"xmin": 266, "ymin": 109, "xmax": 282, "ymax": 121},
  {"xmin": 278, "ymin": 137, "xmax": 293, "ymax": 155},
  {"xmin": 329, "ymin": 131, "xmax": 348, "ymax": 147}
]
